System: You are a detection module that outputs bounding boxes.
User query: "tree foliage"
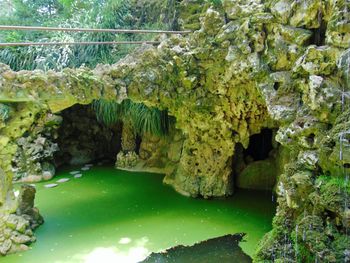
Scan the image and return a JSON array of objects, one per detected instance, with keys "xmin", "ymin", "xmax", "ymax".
[{"xmin": 0, "ymin": 0, "xmax": 179, "ymax": 71}]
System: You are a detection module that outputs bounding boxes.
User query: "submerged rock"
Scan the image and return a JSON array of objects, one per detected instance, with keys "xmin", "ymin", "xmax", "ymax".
[
  {"xmin": 56, "ymin": 178, "xmax": 70, "ymax": 183},
  {"xmin": 44, "ymin": 184, "xmax": 58, "ymax": 189}
]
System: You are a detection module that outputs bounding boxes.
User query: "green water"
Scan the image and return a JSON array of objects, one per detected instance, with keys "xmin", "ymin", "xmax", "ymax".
[{"xmin": 3, "ymin": 166, "xmax": 275, "ymax": 263}]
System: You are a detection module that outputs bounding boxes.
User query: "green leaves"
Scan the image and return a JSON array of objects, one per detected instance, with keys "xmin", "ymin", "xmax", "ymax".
[
  {"xmin": 92, "ymin": 99, "xmax": 171, "ymax": 137},
  {"xmin": 91, "ymin": 99, "xmax": 122, "ymax": 126},
  {"xmin": 0, "ymin": 0, "xmax": 177, "ymax": 71},
  {"xmin": 0, "ymin": 103, "xmax": 10, "ymax": 122},
  {"xmin": 208, "ymin": 0, "xmax": 222, "ymax": 7},
  {"xmin": 126, "ymin": 101, "xmax": 170, "ymax": 137}
]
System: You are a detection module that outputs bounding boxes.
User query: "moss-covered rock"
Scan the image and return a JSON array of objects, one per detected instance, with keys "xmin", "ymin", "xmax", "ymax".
[
  {"xmin": 326, "ymin": 0, "xmax": 350, "ymax": 48},
  {"xmin": 0, "ymin": 0, "xmax": 350, "ymax": 260},
  {"xmin": 0, "ymin": 181, "xmax": 42, "ymax": 256},
  {"xmin": 236, "ymin": 159, "xmax": 277, "ymax": 190},
  {"xmin": 116, "ymin": 151, "xmax": 139, "ymax": 168}
]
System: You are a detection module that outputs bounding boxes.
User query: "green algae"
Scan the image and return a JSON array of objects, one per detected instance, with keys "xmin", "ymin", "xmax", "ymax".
[{"xmin": 4, "ymin": 166, "xmax": 275, "ymax": 262}]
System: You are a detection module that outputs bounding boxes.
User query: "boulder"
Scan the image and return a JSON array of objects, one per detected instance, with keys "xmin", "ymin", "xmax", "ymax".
[
  {"xmin": 115, "ymin": 151, "xmax": 139, "ymax": 168},
  {"xmin": 16, "ymin": 184, "xmax": 44, "ymax": 229},
  {"xmin": 236, "ymin": 159, "xmax": 276, "ymax": 190}
]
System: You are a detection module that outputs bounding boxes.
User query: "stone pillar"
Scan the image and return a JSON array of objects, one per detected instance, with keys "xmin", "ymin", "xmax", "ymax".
[
  {"xmin": 121, "ymin": 122, "xmax": 136, "ymax": 152},
  {"xmin": 115, "ymin": 122, "xmax": 139, "ymax": 168},
  {"xmin": 164, "ymin": 133, "xmax": 234, "ymax": 198}
]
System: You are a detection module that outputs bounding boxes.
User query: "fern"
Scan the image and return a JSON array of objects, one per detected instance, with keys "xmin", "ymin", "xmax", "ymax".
[
  {"xmin": 92, "ymin": 99, "xmax": 171, "ymax": 136},
  {"xmin": 0, "ymin": 103, "xmax": 10, "ymax": 122},
  {"xmin": 91, "ymin": 99, "xmax": 122, "ymax": 126}
]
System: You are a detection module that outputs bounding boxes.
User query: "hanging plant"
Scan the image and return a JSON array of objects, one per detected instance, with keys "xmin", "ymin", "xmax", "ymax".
[
  {"xmin": 91, "ymin": 99, "xmax": 172, "ymax": 136},
  {"xmin": 0, "ymin": 103, "xmax": 10, "ymax": 122}
]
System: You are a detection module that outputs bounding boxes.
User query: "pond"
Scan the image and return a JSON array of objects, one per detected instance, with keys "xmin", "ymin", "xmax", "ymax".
[{"xmin": 4, "ymin": 165, "xmax": 275, "ymax": 263}]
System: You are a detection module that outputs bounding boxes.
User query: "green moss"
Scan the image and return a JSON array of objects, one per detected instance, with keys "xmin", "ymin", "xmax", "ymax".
[
  {"xmin": 318, "ymin": 109, "xmax": 350, "ymax": 176},
  {"xmin": 254, "ymin": 229, "xmax": 279, "ymax": 261},
  {"xmin": 316, "ymin": 175, "xmax": 350, "ymax": 195},
  {"xmin": 331, "ymin": 234, "xmax": 350, "ymax": 262},
  {"xmin": 295, "ymin": 243, "xmax": 315, "ymax": 263}
]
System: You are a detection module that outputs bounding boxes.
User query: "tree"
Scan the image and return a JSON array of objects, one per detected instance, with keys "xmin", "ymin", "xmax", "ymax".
[{"xmin": 0, "ymin": 0, "xmax": 179, "ymax": 71}]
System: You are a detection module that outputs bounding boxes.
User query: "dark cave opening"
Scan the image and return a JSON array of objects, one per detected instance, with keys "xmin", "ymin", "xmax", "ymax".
[
  {"xmin": 309, "ymin": 10, "xmax": 327, "ymax": 47},
  {"xmin": 54, "ymin": 104, "xmax": 121, "ymax": 167},
  {"xmin": 310, "ymin": 26, "xmax": 326, "ymax": 46},
  {"xmin": 232, "ymin": 128, "xmax": 278, "ymax": 191},
  {"xmin": 53, "ymin": 102, "xmax": 175, "ymax": 169},
  {"xmin": 135, "ymin": 134, "xmax": 142, "ymax": 154},
  {"xmin": 243, "ymin": 128, "xmax": 274, "ymax": 162}
]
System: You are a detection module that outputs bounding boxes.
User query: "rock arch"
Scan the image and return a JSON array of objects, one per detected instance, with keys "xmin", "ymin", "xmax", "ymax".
[{"xmin": 1, "ymin": 0, "xmax": 350, "ymax": 261}]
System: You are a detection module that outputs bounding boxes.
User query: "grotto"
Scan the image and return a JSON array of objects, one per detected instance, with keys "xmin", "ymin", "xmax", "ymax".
[{"xmin": 0, "ymin": 0, "xmax": 350, "ymax": 262}]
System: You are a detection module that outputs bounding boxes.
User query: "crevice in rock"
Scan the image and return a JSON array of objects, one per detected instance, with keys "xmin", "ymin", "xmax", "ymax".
[
  {"xmin": 309, "ymin": 10, "xmax": 327, "ymax": 46},
  {"xmin": 135, "ymin": 134, "xmax": 142, "ymax": 155},
  {"xmin": 306, "ymin": 133, "xmax": 316, "ymax": 147}
]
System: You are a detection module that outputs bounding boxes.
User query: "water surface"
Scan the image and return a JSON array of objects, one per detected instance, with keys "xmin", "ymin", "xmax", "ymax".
[{"xmin": 4, "ymin": 166, "xmax": 275, "ymax": 263}]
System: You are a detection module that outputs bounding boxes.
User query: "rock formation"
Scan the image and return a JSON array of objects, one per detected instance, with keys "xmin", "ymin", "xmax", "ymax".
[
  {"xmin": 0, "ymin": 173, "xmax": 42, "ymax": 255},
  {"xmin": 0, "ymin": 0, "xmax": 349, "ymax": 261}
]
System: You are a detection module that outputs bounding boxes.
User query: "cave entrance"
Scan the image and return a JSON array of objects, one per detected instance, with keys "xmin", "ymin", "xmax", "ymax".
[
  {"xmin": 53, "ymin": 100, "xmax": 182, "ymax": 173},
  {"xmin": 54, "ymin": 104, "xmax": 121, "ymax": 168},
  {"xmin": 243, "ymin": 129, "xmax": 274, "ymax": 162},
  {"xmin": 233, "ymin": 128, "xmax": 279, "ymax": 191}
]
